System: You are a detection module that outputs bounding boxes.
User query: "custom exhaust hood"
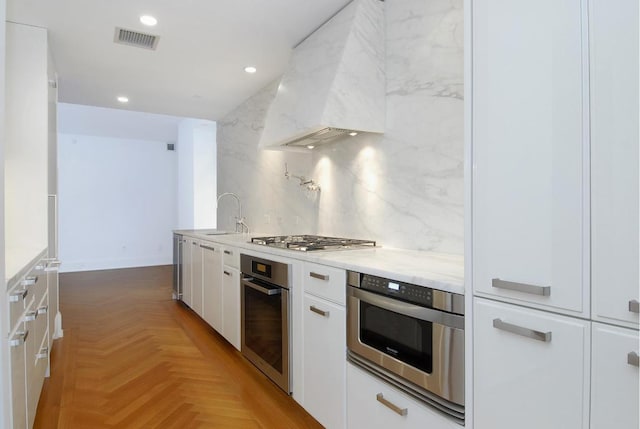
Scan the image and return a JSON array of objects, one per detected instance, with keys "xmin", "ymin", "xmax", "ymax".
[{"xmin": 259, "ymin": 0, "xmax": 385, "ymax": 151}]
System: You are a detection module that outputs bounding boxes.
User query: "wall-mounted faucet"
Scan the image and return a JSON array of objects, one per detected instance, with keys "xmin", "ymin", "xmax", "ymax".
[
  {"xmin": 216, "ymin": 192, "xmax": 249, "ymax": 233},
  {"xmin": 284, "ymin": 163, "xmax": 321, "ymax": 192}
]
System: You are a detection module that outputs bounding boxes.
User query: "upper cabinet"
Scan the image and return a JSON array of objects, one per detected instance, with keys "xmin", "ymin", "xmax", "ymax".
[
  {"xmin": 472, "ymin": 0, "xmax": 587, "ymax": 317},
  {"xmin": 259, "ymin": 0, "xmax": 385, "ymax": 151},
  {"xmin": 589, "ymin": 0, "xmax": 639, "ymax": 329},
  {"xmin": 5, "ymin": 23, "xmax": 49, "ymax": 280}
]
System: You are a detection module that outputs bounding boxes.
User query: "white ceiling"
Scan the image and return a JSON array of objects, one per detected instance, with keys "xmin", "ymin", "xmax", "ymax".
[{"xmin": 7, "ymin": 0, "xmax": 351, "ymax": 120}]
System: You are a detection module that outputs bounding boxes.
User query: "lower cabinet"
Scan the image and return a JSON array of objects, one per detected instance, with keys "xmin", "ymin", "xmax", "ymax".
[
  {"xmin": 591, "ymin": 322, "xmax": 639, "ymax": 429},
  {"xmin": 303, "ymin": 294, "xmax": 346, "ymax": 429},
  {"xmin": 473, "ymin": 297, "xmax": 590, "ymax": 429},
  {"xmin": 9, "ymin": 321, "xmax": 27, "ymax": 429},
  {"xmin": 222, "ymin": 266, "xmax": 241, "ymax": 350},
  {"xmin": 182, "ymin": 238, "xmax": 193, "ymax": 308},
  {"xmin": 347, "ymin": 363, "xmax": 458, "ymax": 429},
  {"xmin": 202, "ymin": 244, "xmax": 223, "ymax": 332},
  {"xmin": 191, "ymin": 242, "xmax": 204, "ymax": 316}
]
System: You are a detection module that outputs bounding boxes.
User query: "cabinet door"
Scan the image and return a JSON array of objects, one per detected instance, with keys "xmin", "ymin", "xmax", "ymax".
[
  {"xmin": 9, "ymin": 326, "xmax": 27, "ymax": 429},
  {"xmin": 590, "ymin": 0, "xmax": 639, "ymax": 329},
  {"xmin": 473, "ymin": 297, "xmax": 590, "ymax": 429},
  {"xmin": 303, "ymin": 294, "xmax": 346, "ymax": 429},
  {"xmin": 347, "ymin": 363, "xmax": 459, "ymax": 429},
  {"xmin": 202, "ymin": 244, "xmax": 222, "ymax": 331},
  {"xmin": 472, "ymin": 0, "xmax": 587, "ymax": 316},
  {"xmin": 222, "ymin": 266, "xmax": 241, "ymax": 350},
  {"xmin": 591, "ymin": 323, "xmax": 639, "ymax": 429},
  {"xmin": 192, "ymin": 242, "xmax": 204, "ymax": 316},
  {"xmin": 182, "ymin": 239, "xmax": 193, "ymax": 308}
]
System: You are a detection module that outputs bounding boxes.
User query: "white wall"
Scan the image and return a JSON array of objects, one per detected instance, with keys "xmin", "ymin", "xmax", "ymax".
[{"xmin": 57, "ymin": 104, "xmax": 181, "ymax": 272}]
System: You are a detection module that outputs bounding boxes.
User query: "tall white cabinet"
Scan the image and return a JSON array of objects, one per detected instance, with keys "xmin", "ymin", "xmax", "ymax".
[{"xmin": 471, "ymin": 0, "xmax": 638, "ymax": 428}]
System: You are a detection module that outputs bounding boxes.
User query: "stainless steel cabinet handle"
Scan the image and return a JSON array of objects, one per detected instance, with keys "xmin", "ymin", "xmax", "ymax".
[
  {"xmin": 36, "ymin": 348, "xmax": 49, "ymax": 359},
  {"xmin": 24, "ymin": 310, "xmax": 38, "ymax": 322},
  {"xmin": 376, "ymin": 393, "xmax": 408, "ymax": 416},
  {"xmin": 200, "ymin": 244, "xmax": 215, "ymax": 251},
  {"xmin": 9, "ymin": 288, "xmax": 28, "ymax": 303},
  {"xmin": 192, "ymin": 241, "xmax": 198, "ymax": 245},
  {"xmin": 44, "ymin": 260, "xmax": 61, "ymax": 272},
  {"xmin": 629, "ymin": 300, "xmax": 640, "ymax": 314},
  {"xmin": 309, "ymin": 272, "xmax": 329, "ymax": 281},
  {"xmin": 224, "ymin": 250, "xmax": 232, "ymax": 255},
  {"xmin": 493, "ymin": 318, "xmax": 552, "ymax": 342},
  {"xmin": 242, "ymin": 278, "xmax": 282, "ymax": 296},
  {"xmin": 628, "ymin": 352, "xmax": 639, "ymax": 367},
  {"xmin": 21, "ymin": 276, "xmax": 38, "ymax": 287},
  {"xmin": 224, "ymin": 271, "xmax": 231, "ymax": 276},
  {"xmin": 9, "ymin": 331, "xmax": 29, "ymax": 347},
  {"xmin": 309, "ymin": 305, "xmax": 329, "ymax": 317},
  {"xmin": 492, "ymin": 278, "xmax": 550, "ymax": 296},
  {"xmin": 37, "ymin": 305, "xmax": 48, "ymax": 315}
]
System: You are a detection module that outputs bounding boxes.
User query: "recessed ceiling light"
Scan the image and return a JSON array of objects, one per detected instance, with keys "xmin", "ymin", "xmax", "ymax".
[
  {"xmin": 244, "ymin": 66, "xmax": 257, "ymax": 74},
  {"xmin": 307, "ymin": 145, "xmax": 315, "ymax": 149},
  {"xmin": 349, "ymin": 132, "xmax": 358, "ymax": 137},
  {"xmin": 117, "ymin": 96, "xmax": 129, "ymax": 103},
  {"xmin": 140, "ymin": 15, "xmax": 158, "ymax": 26}
]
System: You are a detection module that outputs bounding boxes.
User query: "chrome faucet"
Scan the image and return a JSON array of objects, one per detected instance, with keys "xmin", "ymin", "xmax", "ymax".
[{"xmin": 216, "ymin": 192, "xmax": 249, "ymax": 233}]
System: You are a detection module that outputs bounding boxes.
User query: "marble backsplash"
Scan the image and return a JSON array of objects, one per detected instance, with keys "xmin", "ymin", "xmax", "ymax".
[{"xmin": 217, "ymin": 0, "xmax": 464, "ymax": 254}]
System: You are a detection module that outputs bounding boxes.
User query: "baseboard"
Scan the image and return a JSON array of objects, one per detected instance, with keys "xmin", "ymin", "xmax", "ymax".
[{"xmin": 59, "ymin": 256, "xmax": 172, "ymax": 273}]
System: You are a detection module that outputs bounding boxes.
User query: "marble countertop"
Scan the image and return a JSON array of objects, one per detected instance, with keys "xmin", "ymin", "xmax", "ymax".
[{"xmin": 174, "ymin": 230, "xmax": 464, "ymax": 295}]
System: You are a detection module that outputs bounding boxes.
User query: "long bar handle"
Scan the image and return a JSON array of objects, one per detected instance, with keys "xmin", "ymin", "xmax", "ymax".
[
  {"xmin": 493, "ymin": 318, "xmax": 552, "ymax": 342},
  {"xmin": 628, "ymin": 352, "xmax": 639, "ymax": 367},
  {"xmin": 23, "ymin": 310, "xmax": 38, "ymax": 322},
  {"xmin": 9, "ymin": 288, "xmax": 28, "ymax": 303},
  {"xmin": 36, "ymin": 348, "xmax": 49, "ymax": 360},
  {"xmin": 492, "ymin": 278, "xmax": 550, "ymax": 296},
  {"xmin": 37, "ymin": 305, "xmax": 49, "ymax": 315},
  {"xmin": 629, "ymin": 300, "xmax": 640, "ymax": 314},
  {"xmin": 9, "ymin": 330, "xmax": 29, "ymax": 347},
  {"xmin": 224, "ymin": 250, "xmax": 232, "ymax": 255},
  {"xmin": 21, "ymin": 275, "xmax": 38, "ymax": 287},
  {"xmin": 309, "ymin": 305, "xmax": 329, "ymax": 317},
  {"xmin": 242, "ymin": 278, "xmax": 282, "ymax": 296},
  {"xmin": 309, "ymin": 272, "xmax": 329, "ymax": 281},
  {"xmin": 200, "ymin": 244, "xmax": 216, "ymax": 251},
  {"xmin": 224, "ymin": 271, "xmax": 231, "ymax": 276},
  {"xmin": 376, "ymin": 393, "xmax": 408, "ymax": 416}
]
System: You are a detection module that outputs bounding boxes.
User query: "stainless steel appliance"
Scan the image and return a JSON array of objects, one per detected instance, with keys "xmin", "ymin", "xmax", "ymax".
[
  {"xmin": 240, "ymin": 254, "xmax": 291, "ymax": 393},
  {"xmin": 251, "ymin": 235, "xmax": 376, "ymax": 252},
  {"xmin": 172, "ymin": 234, "xmax": 182, "ymax": 300},
  {"xmin": 346, "ymin": 271, "xmax": 465, "ymax": 423}
]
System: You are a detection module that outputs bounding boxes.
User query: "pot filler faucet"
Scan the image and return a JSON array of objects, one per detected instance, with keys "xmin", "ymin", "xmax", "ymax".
[{"xmin": 216, "ymin": 192, "xmax": 249, "ymax": 233}]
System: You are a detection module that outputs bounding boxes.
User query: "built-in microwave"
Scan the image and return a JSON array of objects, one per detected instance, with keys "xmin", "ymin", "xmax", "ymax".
[{"xmin": 346, "ymin": 271, "xmax": 465, "ymax": 424}]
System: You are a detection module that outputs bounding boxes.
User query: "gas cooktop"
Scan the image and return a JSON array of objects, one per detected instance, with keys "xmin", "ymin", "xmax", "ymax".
[{"xmin": 250, "ymin": 235, "xmax": 376, "ymax": 252}]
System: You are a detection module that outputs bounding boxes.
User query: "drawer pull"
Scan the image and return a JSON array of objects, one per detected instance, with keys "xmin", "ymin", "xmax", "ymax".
[
  {"xmin": 200, "ymin": 244, "xmax": 216, "ymax": 251},
  {"xmin": 628, "ymin": 352, "xmax": 639, "ymax": 367},
  {"xmin": 493, "ymin": 318, "xmax": 552, "ymax": 342},
  {"xmin": 9, "ymin": 288, "xmax": 28, "ymax": 303},
  {"xmin": 224, "ymin": 271, "xmax": 232, "ymax": 276},
  {"xmin": 309, "ymin": 272, "xmax": 329, "ymax": 281},
  {"xmin": 224, "ymin": 250, "xmax": 232, "ymax": 255},
  {"xmin": 309, "ymin": 305, "xmax": 329, "ymax": 317},
  {"xmin": 629, "ymin": 300, "xmax": 639, "ymax": 314},
  {"xmin": 37, "ymin": 305, "xmax": 49, "ymax": 315},
  {"xmin": 24, "ymin": 311, "xmax": 38, "ymax": 322},
  {"xmin": 21, "ymin": 276, "xmax": 38, "ymax": 287},
  {"xmin": 376, "ymin": 393, "xmax": 408, "ymax": 416},
  {"xmin": 9, "ymin": 330, "xmax": 29, "ymax": 347},
  {"xmin": 37, "ymin": 348, "xmax": 49, "ymax": 359},
  {"xmin": 492, "ymin": 278, "xmax": 550, "ymax": 296}
]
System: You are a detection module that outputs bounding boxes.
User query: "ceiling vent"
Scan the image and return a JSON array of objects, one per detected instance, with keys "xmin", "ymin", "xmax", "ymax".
[{"xmin": 114, "ymin": 27, "xmax": 159, "ymax": 50}]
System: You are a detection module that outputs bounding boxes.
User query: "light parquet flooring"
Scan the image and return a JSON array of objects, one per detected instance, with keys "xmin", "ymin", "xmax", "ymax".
[{"xmin": 34, "ymin": 266, "xmax": 323, "ymax": 429}]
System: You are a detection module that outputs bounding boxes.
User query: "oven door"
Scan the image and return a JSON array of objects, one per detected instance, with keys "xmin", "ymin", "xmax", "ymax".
[
  {"xmin": 347, "ymin": 286, "xmax": 465, "ymax": 409},
  {"xmin": 241, "ymin": 276, "xmax": 290, "ymax": 393}
]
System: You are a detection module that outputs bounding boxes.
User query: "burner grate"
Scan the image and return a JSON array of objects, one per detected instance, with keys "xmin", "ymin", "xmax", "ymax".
[{"xmin": 251, "ymin": 235, "xmax": 376, "ymax": 252}]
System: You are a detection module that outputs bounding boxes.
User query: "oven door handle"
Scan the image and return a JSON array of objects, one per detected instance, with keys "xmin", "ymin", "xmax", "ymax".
[
  {"xmin": 242, "ymin": 278, "xmax": 283, "ymax": 296},
  {"xmin": 349, "ymin": 287, "xmax": 464, "ymax": 330}
]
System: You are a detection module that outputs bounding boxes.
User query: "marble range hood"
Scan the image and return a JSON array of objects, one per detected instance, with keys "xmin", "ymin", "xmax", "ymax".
[{"xmin": 259, "ymin": 0, "xmax": 385, "ymax": 150}]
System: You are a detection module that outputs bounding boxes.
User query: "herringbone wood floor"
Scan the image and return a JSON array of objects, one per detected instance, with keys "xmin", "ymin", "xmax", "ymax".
[{"xmin": 34, "ymin": 266, "xmax": 323, "ymax": 429}]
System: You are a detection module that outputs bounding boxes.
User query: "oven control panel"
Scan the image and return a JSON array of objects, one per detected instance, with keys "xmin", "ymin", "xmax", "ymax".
[{"xmin": 359, "ymin": 274, "xmax": 433, "ymax": 307}]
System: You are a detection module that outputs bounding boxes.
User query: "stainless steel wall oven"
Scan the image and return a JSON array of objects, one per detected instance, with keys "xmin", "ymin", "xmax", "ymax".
[
  {"xmin": 346, "ymin": 271, "xmax": 465, "ymax": 423},
  {"xmin": 240, "ymin": 254, "xmax": 291, "ymax": 393}
]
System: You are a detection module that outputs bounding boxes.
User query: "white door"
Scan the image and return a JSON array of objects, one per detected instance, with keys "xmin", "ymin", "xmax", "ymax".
[
  {"xmin": 182, "ymin": 239, "xmax": 193, "ymax": 308},
  {"xmin": 191, "ymin": 243, "xmax": 204, "ymax": 316},
  {"xmin": 472, "ymin": 0, "xmax": 587, "ymax": 316},
  {"xmin": 202, "ymin": 244, "xmax": 222, "ymax": 331},
  {"xmin": 222, "ymin": 266, "xmax": 241, "ymax": 350}
]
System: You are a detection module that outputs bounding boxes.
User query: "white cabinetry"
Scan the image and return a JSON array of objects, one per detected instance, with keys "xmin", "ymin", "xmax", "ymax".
[
  {"xmin": 191, "ymin": 242, "xmax": 204, "ymax": 316},
  {"xmin": 302, "ymin": 262, "xmax": 347, "ymax": 429},
  {"xmin": 347, "ymin": 363, "xmax": 458, "ymax": 429},
  {"xmin": 590, "ymin": 323, "xmax": 639, "ymax": 429},
  {"xmin": 221, "ymin": 265, "xmax": 240, "ymax": 350},
  {"xmin": 473, "ymin": 298, "xmax": 590, "ymax": 429},
  {"xmin": 472, "ymin": 0, "xmax": 587, "ymax": 317},
  {"xmin": 181, "ymin": 238, "xmax": 194, "ymax": 308},
  {"xmin": 589, "ymin": 0, "xmax": 639, "ymax": 329},
  {"xmin": 202, "ymin": 243, "xmax": 222, "ymax": 331}
]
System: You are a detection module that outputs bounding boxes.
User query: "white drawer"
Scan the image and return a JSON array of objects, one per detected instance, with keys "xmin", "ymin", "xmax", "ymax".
[
  {"xmin": 27, "ymin": 332, "xmax": 48, "ymax": 429},
  {"xmin": 222, "ymin": 246, "xmax": 240, "ymax": 269},
  {"xmin": 8, "ymin": 284, "xmax": 28, "ymax": 330},
  {"xmin": 304, "ymin": 262, "xmax": 346, "ymax": 305}
]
